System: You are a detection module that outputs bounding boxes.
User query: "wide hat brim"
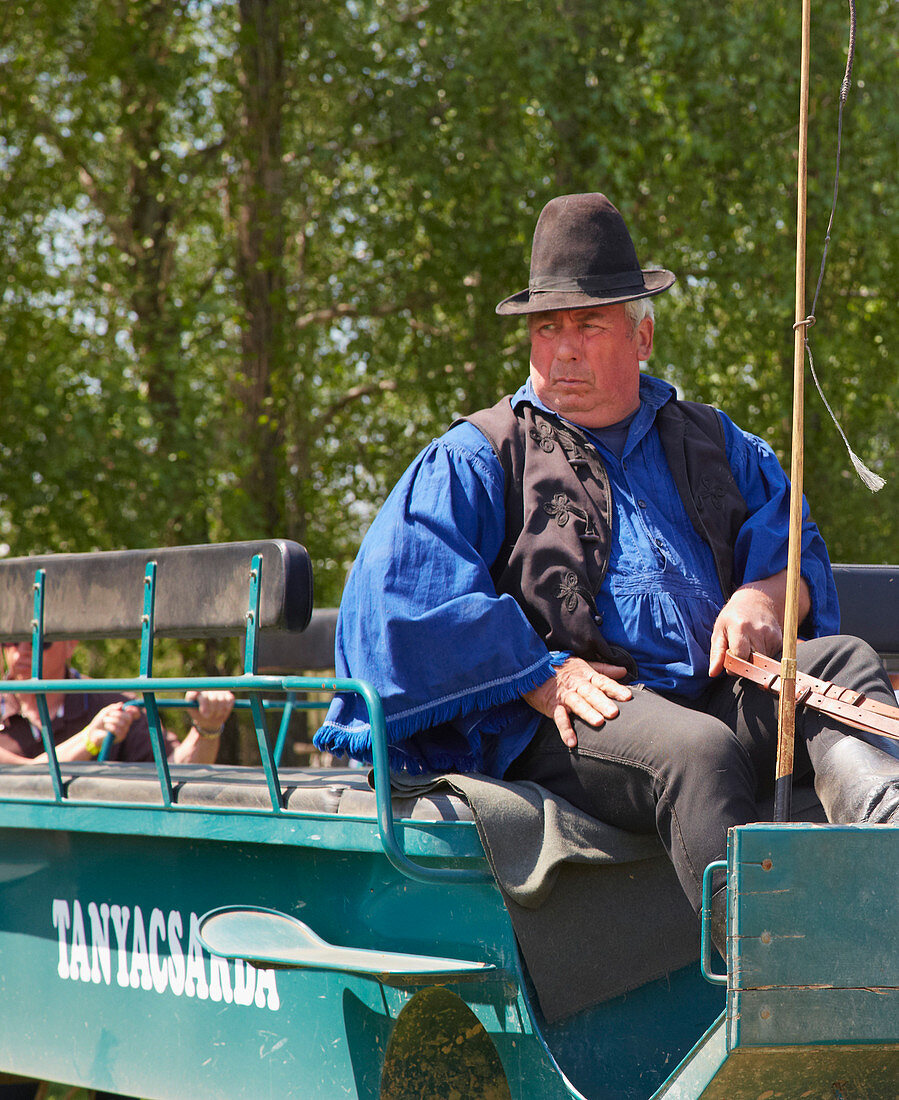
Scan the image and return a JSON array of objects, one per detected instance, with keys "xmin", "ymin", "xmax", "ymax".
[
  {"xmin": 495, "ymin": 268, "xmax": 676, "ymax": 315},
  {"xmin": 495, "ymin": 192, "xmax": 676, "ymax": 316}
]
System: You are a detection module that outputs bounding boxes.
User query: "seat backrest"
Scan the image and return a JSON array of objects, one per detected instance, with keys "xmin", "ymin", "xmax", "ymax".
[
  {"xmin": 256, "ymin": 608, "xmax": 338, "ymax": 672},
  {"xmin": 832, "ymin": 563, "xmax": 899, "ymax": 659},
  {"xmin": 0, "ymin": 540, "xmax": 313, "ymax": 642}
]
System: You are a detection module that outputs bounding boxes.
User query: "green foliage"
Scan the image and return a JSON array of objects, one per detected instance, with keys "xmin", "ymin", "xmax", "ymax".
[{"xmin": 1, "ymin": 0, "xmax": 897, "ymax": 619}]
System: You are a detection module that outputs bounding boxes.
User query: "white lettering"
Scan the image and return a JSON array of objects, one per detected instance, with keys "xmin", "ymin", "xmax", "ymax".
[
  {"xmin": 129, "ymin": 906, "xmax": 152, "ymax": 991},
  {"xmin": 184, "ymin": 913, "xmax": 209, "ymax": 1000},
  {"xmin": 52, "ymin": 899, "xmax": 71, "ymax": 979},
  {"xmin": 166, "ymin": 910, "xmax": 185, "ymax": 996},
  {"xmin": 148, "ymin": 908, "xmax": 168, "ymax": 995},
  {"xmin": 209, "ymin": 952, "xmax": 233, "ymax": 1004},
  {"xmin": 50, "ymin": 897, "xmax": 278, "ymax": 1012},
  {"xmin": 70, "ymin": 901, "xmax": 91, "ymax": 982},
  {"xmin": 88, "ymin": 902, "xmax": 112, "ymax": 985},
  {"xmin": 233, "ymin": 959, "xmax": 255, "ymax": 1006},
  {"xmin": 254, "ymin": 967, "xmax": 281, "ymax": 1011},
  {"xmin": 110, "ymin": 905, "xmax": 131, "ymax": 988}
]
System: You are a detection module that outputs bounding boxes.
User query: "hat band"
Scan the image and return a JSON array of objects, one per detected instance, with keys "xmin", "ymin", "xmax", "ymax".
[{"xmin": 529, "ymin": 271, "xmax": 646, "ymax": 295}]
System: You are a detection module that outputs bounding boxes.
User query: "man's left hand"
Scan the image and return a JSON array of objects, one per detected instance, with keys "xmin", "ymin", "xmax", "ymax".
[{"xmin": 708, "ymin": 571, "xmax": 810, "ymax": 677}]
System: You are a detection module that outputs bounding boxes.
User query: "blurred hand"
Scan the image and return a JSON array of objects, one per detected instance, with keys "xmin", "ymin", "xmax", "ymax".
[
  {"xmin": 186, "ymin": 689, "xmax": 235, "ymax": 734},
  {"xmin": 84, "ymin": 702, "xmax": 137, "ymax": 749}
]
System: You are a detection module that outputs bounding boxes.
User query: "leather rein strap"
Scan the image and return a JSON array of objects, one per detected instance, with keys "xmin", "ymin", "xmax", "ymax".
[{"xmin": 725, "ymin": 649, "xmax": 899, "ymax": 743}]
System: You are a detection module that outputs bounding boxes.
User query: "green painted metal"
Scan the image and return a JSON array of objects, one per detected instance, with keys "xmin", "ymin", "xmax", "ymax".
[
  {"xmin": 273, "ymin": 691, "xmax": 298, "ymax": 764},
  {"xmin": 243, "ymin": 553, "xmax": 262, "ymax": 675},
  {"xmin": 0, "ymin": 798, "xmax": 578, "ymax": 1098},
  {"xmin": 140, "ymin": 561, "xmax": 157, "ymax": 677},
  {"xmin": 243, "ymin": 553, "xmax": 288, "ymax": 812},
  {"xmin": 133, "ymin": 561, "xmax": 174, "ymax": 799},
  {"xmin": 648, "ymin": 1014, "xmax": 727, "ymax": 1100},
  {"xmin": 18, "ymin": 549, "xmax": 490, "ymax": 887},
  {"xmin": 6, "ymin": 549, "xmax": 898, "ymax": 1098},
  {"xmin": 538, "ymin": 964, "xmax": 724, "ymax": 1099},
  {"xmin": 10, "ymin": 679, "xmax": 899, "ymax": 1098},
  {"xmin": 0, "ymin": 764, "xmax": 733, "ymax": 1099},
  {"xmin": 199, "ymin": 905, "xmax": 502, "ymax": 984},
  {"xmin": 0, "ymin": 788, "xmax": 487, "ymax": 858},
  {"xmin": 10, "ymin": 671, "xmax": 491, "ymax": 886},
  {"xmin": 699, "ymin": 860, "xmax": 727, "ymax": 986},
  {"xmin": 654, "ymin": 822, "xmax": 899, "ymax": 1098},
  {"xmin": 29, "ymin": 569, "xmax": 64, "ymax": 799},
  {"xmin": 728, "ymin": 822, "xmax": 899, "ymax": 1050}
]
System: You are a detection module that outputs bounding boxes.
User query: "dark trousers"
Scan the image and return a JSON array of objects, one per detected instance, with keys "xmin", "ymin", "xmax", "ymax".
[{"xmin": 506, "ymin": 635, "xmax": 897, "ymax": 912}]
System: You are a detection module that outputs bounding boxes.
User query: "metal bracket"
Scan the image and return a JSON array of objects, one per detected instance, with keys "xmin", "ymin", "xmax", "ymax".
[
  {"xmin": 700, "ymin": 859, "xmax": 728, "ymax": 985},
  {"xmin": 30, "ymin": 569, "xmax": 64, "ymax": 801}
]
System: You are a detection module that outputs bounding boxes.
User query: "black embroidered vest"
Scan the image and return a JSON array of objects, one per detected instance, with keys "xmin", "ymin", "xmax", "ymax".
[{"xmin": 463, "ymin": 397, "xmax": 748, "ymax": 675}]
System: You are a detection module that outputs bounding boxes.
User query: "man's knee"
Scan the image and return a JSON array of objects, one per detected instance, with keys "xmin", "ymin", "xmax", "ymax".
[
  {"xmin": 676, "ymin": 723, "xmax": 751, "ymax": 777},
  {"xmin": 798, "ymin": 633, "xmax": 880, "ymax": 673}
]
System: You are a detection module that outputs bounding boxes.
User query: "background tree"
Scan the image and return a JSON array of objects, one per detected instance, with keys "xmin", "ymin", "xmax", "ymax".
[{"xmin": 1, "ymin": 0, "xmax": 896, "ymax": 598}]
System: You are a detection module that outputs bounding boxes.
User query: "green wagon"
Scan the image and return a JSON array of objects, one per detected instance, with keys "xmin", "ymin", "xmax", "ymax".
[{"xmin": 0, "ymin": 541, "xmax": 895, "ymax": 1098}]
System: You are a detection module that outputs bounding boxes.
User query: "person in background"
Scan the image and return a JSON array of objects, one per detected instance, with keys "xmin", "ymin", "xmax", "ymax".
[
  {"xmin": 0, "ymin": 639, "xmax": 233, "ymax": 764},
  {"xmin": 0, "ymin": 638, "xmax": 235, "ymax": 1100}
]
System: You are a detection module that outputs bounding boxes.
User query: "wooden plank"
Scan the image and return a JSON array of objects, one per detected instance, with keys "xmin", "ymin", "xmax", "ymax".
[
  {"xmin": 691, "ymin": 1044, "xmax": 899, "ymax": 1099},
  {"xmin": 730, "ymin": 823, "xmax": 899, "ymax": 991},
  {"xmin": 732, "ymin": 988, "xmax": 899, "ymax": 1048}
]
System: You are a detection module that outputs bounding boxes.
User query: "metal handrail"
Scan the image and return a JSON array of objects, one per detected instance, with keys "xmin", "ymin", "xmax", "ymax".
[
  {"xmin": 8, "ymin": 554, "xmax": 492, "ymax": 886},
  {"xmin": 8, "ymin": 673, "xmax": 491, "ymax": 886},
  {"xmin": 700, "ymin": 860, "xmax": 728, "ymax": 986}
]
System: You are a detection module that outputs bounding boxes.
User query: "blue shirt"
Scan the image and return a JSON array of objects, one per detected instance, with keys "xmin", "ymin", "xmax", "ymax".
[{"xmin": 314, "ymin": 375, "xmax": 839, "ymax": 776}]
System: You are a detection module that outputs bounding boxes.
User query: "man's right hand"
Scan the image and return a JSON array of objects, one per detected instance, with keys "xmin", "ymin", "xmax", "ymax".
[{"xmin": 522, "ymin": 656, "xmax": 632, "ymax": 749}]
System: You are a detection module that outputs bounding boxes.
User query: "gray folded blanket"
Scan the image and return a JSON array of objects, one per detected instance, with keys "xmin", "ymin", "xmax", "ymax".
[
  {"xmin": 388, "ymin": 770, "xmax": 698, "ymax": 1022},
  {"xmin": 388, "ymin": 770, "xmax": 826, "ymax": 1023},
  {"xmin": 389, "ymin": 769, "xmax": 661, "ymax": 906}
]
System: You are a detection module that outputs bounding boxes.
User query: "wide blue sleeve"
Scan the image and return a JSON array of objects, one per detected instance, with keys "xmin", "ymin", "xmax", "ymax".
[
  {"xmin": 314, "ymin": 422, "xmax": 558, "ymax": 769},
  {"xmin": 720, "ymin": 413, "xmax": 840, "ymax": 637}
]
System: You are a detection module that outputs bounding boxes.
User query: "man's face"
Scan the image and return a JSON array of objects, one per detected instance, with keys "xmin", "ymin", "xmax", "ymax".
[
  {"xmin": 2, "ymin": 640, "xmax": 74, "ymax": 680},
  {"xmin": 527, "ymin": 303, "xmax": 653, "ymax": 429}
]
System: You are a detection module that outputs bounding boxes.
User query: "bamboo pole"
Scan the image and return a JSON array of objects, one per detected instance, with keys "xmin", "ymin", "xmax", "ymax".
[{"xmin": 775, "ymin": 0, "xmax": 813, "ymax": 823}]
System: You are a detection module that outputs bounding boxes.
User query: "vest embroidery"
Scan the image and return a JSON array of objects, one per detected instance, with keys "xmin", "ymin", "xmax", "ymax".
[
  {"xmin": 558, "ymin": 571, "xmax": 593, "ymax": 612},
  {"xmin": 529, "ymin": 423, "xmax": 555, "ymax": 453},
  {"xmin": 461, "ymin": 394, "xmax": 748, "ymax": 673},
  {"xmin": 554, "ymin": 427, "xmax": 593, "ymax": 468},
  {"xmin": 698, "ymin": 474, "xmax": 726, "ymax": 511},
  {"xmin": 543, "ymin": 493, "xmax": 599, "ymax": 539}
]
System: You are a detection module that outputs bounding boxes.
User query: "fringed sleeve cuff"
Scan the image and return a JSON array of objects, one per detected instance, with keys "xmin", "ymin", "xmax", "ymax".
[{"xmin": 314, "ymin": 648, "xmax": 558, "ymax": 769}]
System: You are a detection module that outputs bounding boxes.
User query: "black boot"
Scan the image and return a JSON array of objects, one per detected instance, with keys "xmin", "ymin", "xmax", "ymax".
[{"xmin": 814, "ymin": 736, "xmax": 899, "ymax": 824}]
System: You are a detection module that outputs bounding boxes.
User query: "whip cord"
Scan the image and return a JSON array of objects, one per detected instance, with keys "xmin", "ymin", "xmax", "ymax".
[{"xmin": 794, "ymin": 0, "xmax": 885, "ymax": 492}]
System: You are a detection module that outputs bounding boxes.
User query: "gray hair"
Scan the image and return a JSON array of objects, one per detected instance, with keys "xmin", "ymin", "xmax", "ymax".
[
  {"xmin": 623, "ymin": 297, "xmax": 654, "ymax": 333},
  {"xmin": 526, "ymin": 298, "xmax": 655, "ymax": 337}
]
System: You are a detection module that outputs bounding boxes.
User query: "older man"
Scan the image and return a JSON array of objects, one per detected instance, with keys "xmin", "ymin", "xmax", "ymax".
[{"xmin": 315, "ymin": 192, "xmax": 899, "ymax": 915}]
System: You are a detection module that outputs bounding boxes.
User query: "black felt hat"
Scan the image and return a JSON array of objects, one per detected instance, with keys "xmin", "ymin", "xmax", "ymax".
[{"xmin": 495, "ymin": 193, "xmax": 676, "ymax": 315}]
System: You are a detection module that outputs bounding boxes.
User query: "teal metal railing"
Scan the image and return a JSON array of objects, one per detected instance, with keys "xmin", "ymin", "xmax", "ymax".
[{"xmin": 11, "ymin": 556, "xmax": 491, "ymax": 887}]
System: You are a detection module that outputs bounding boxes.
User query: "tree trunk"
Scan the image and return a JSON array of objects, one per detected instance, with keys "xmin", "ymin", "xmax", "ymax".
[{"xmin": 236, "ymin": 0, "xmax": 288, "ymax": 538}]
